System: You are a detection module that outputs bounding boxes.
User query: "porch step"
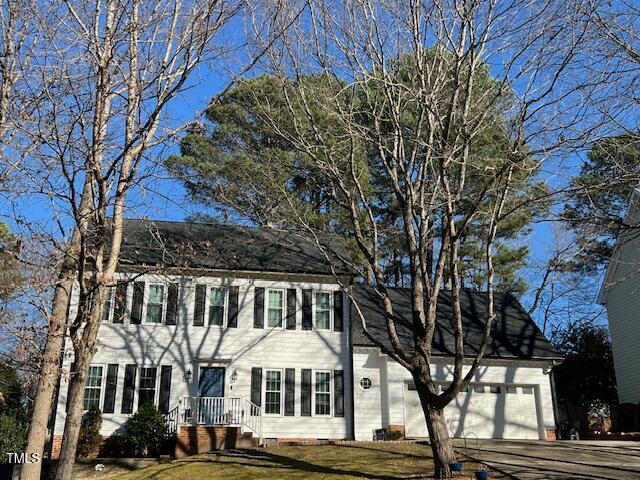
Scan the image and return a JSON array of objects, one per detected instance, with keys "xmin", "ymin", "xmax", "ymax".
[
  {"xmin": 175, "ymin": 426, "xmax": 259, "ymax": 457},
  {"xmin": 237, "ymin": 432, "xmax": 260, "ymax": 448}
]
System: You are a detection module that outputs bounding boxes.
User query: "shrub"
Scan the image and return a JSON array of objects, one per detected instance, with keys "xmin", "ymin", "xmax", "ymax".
[
  {"xmin": 0, "ymin": 413, "xmax": 26, "ymax": 463},
  {"xmin": 122, "ymin": 403, "xmax": 167, "ymax": 457},
  {"xmin": 387, "ymin": 430, "xmax": 403, "ymax": 440},
  {"xmin": 77, "ymin": 406, "xmax": 102, "ymax": 458}
]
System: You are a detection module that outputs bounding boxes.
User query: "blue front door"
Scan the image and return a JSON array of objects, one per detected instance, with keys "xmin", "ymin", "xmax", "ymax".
[{"xmin": 198, "ymin": 367, "xmax": 225, "ymax": 423}]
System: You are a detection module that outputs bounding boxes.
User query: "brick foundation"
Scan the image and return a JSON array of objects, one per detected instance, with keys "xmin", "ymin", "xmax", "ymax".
[
  {"xmin": 545, "ymin": 428, "xmax": 557, "ymax": 440},
  {"xmin": 49, "ymin": 435, "xmax": 122, "ymax": 459},
  {"xmin": 175, "ymin": 426, "xmax": 240, "ymax": 458}
]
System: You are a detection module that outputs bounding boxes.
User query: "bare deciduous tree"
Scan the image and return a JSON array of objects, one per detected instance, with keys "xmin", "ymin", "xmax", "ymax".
[
  {"xmin": 16, "ymin": 1, "xmax": 244, "ymax": 478},
  {"xmin": 216, "ymin": 1, "xmax": 608, "ymax": 476}
]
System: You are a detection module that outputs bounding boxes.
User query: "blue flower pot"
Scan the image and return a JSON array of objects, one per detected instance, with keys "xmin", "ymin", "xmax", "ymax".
[
  {"xmin": 475, "ymin": 471, "xmax": 489, "ymax": 480},
  {"xmin": 450, "ymin": 462, "xmax": 464, "ymax": 472}
]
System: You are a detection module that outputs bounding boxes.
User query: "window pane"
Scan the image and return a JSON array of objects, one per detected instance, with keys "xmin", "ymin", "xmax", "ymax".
[
  {"xmin": 268, "ymin": 291, "xmax": 283, "ymax": 309},
  {"xmin": 149, "ymin": 285, "xmax": 164, "ymax": 303},
  {"xmin": 102, "ymin": 288, "xmax": 113, "ymax": 322},
  {"xmin": 83, "ymin": 366, "xmax": 103, "ymax": 410},
  {"xmin": 146, "ymin": 304, "xmax": 163, "ymax": 323},
  {"xmin": 316, "ymin": 292, "xmax": 330, "ymax": 310},
  {"xmin": 138, "ymin": 367, "xmax": 157, "ymax": 407},
  {"xmin": 315, "ymin": 371, "xmax": 331, "ymax": 415},
  {"xmin": 146, "ymin": 285, "xmax": 164, "ymax": 323},
  {"xmin": 210, "ymin": 288, "xmax": 225, "ymax": 306},
  {"xmin": 83, "ymin": 388, "xmax": 101, "ymax": 410},
  {"xmin": 316, "ymin": 311, "xmax": 329, "ymax": 330},
  {"xmin": 86, "ymin": 366, "xmax": 103, "ymax": 387},
  {"xmin": 265, "ymin": 370, "xmax": 281, "ymax": 414},
  {"xmin": 315, "ymin": 293, "xmax": 330, "ymax": 329},
  {"xmin": 209, "ymin": 306, "xmax": 224, "ymax": 326}
]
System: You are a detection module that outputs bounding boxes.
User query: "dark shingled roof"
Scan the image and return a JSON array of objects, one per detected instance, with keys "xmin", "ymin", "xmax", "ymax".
[
  {"xmin": 115, "ymin": 219, "xmax": 354, "ymax": 276},
  {"xmin": 352, "ymin": 285, "xmax": 561, "ymax": 360}
]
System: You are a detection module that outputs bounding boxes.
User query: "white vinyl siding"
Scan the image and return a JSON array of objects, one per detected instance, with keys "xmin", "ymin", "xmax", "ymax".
[
  {"xmin": 209, "ymin": 287, "xmax": 226, "ymax": 326},
  {"xmin": 83, "ymin": 366, "xmax": 104, "ymax": 410},
  {"xmin": 267, "ymin": 289, "xmax": 284, "ymax": 328},
  {"xmin": 56, "ymin": 276, "xmax": 353, "ymax": 439},
  {"xmin": 265, "ymin": 370, "xmax": 282, "ymax": 415},
  {"xmin": 146, "ymin": 284, "xmax": 164, "ymax": 323}
]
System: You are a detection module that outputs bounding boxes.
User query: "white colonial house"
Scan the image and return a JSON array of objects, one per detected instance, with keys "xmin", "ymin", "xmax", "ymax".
[
  {"xmin": 599, "ymin": 188, "xmax": 640, "ymax": 428},
  {"xmin": 50, "ymin": 219, "xmax": 561, "ymax": 457}
]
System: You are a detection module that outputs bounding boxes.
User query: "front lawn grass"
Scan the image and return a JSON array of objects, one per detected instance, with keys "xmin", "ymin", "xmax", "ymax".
[{"xmin": 109, "ymin": 442, "xmax": 491, "ymax": 479}]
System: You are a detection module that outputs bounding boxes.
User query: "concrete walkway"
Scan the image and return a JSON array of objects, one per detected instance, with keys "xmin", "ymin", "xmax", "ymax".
[{"xmin": 456, "ymin": 440, "xmax": 640, "ymax": 479}]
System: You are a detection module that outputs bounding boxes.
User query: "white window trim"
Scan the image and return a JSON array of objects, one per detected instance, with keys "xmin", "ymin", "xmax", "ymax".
[
  {"xmin": 263, "ymin": 368, "xmax": 284, "ymax": 416},
  {"xmin": 83, "ymin": 364, "xmax": 107, "ymax": 412},
  {"xmin": 144, "ymin": 283, "xmax": 167, "ymax": 325},
  {"xmin": 312, "ymin": 369, "xmax": 332, "ymax": 417},
  {"xmin": 135, "ymin": 365, "xmax": 161, "ymax": 410},
  {"xmin": 264, "ymin": 288, "xmax": 286, "ymax": 330},
  {"xmin": 207, "ymin": 286, "xmax": 228, "ymax": 327},
  {"xmin": 313, "ymin": 291, "xmax": 333, "ymax": 331}
]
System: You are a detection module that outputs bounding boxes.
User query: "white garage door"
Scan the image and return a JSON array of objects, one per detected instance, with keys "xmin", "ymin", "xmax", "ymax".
[{"xmin": 404, "ymin": 383, "xmax": 540, "ymax": 439}]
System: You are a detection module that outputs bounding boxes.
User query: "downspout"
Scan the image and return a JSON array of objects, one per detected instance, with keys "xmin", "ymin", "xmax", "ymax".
[
  {"xmin": 549, "ymin": 360, "xmax": 561, "ymax": 439},
  {"xmin": 347, "ymin": 290, "xmax": 356, "ymax": 440}
]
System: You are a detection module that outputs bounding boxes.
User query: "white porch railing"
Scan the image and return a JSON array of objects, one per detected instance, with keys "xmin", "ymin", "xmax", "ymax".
[{"xmin": 179, "ymin": 396, "xmax": 262, "ymax": 442}]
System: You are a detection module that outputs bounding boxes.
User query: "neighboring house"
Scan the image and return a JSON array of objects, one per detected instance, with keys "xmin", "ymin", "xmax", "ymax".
[
  {"xmin": 599, "ymin": 189, "xmax": 640, "ymax": 423},
  {"xmin": 51, "ymin": 219, "xmax": 561, "ymax": 458}
]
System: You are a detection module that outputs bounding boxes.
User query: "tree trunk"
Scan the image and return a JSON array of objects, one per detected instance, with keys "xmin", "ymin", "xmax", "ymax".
[
  {"xmin": 415, "ymin": 381, "xmax": 456, "ymax": 478},
  {"xmin": 54, "ymin": 348, "xmax": 92, "ymax": 480},
  {"xmin": 19, "ymin": 275, "xmax": 73, "ymax": 480}
]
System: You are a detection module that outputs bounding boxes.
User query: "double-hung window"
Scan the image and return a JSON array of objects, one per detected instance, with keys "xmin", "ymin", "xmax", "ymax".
[
  {"xmin": 209, "ymin": 287, "xmax": 226, "ymax": 326},
  {"xmin": 102, "ymin": 288, "xmax": 113, "ymax": 322},
  {"xmin": 314, "ymin": 371, "xmax": 331, "ymax": 415},
  {"xmin": 146, "ymin": 285, "xmax": 165, "ymax": 323},
  {"xmin": 265, "ymin": 370, "xmax": 282, "ymax": 414},
  {"xmin": 315, "ymin": 292, "xmax": 331, "ymax": 330},
  {"xmin": 83, "ymin": 366, "xmax": 104, "ymax": 410},
  {"xmin": 267, "ymin": 290, "xmax": 284, "ymax": 328},
  {"xmin": 138, "ymin": 367, "xmax": 157, "ymax": 407}
]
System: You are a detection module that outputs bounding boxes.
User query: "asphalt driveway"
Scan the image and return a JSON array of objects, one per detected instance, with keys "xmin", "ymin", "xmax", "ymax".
[{"xmin": 456, "ymin": 440, "xmax": 640, "ymax": 479}]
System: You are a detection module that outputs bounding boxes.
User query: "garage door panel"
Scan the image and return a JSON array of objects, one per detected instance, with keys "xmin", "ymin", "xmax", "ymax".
[{"xmin": 404, "ymin": 384, "xmax": 539, "ymax": 439}]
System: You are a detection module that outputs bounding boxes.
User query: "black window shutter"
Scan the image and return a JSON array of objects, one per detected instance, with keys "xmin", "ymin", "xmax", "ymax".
[
  {"xmin": 284, "ymin": 368, "xmax": 295, "ymax": 416},
  {"xmin": 228, "ymin": 286, "xmax": 239, "ymax": 328},
  {"xmin": 286, "ymin": 289, "xmax": 297, "ymax": 330},
  {"xmin": 334, "ymin": 370, "xmax": 344, "ymax": 417},
  {"xmin": 113, "ymin": 283, "xmax": 128, "ymax": 324},
  {"xmin": 103, "ymin": 364, "xmax": 119, "ymax": 414},
  {"xmin": 253, "ymin": 287, "xmax": 264, "ymax": 328},
  {"xmin": 193, "ymin": 284, "xmax": 206, "ymax": 326},
  {"xmin": 301, "ymin": 368, "xmax": 312, "ymax": 416},
  {"xmin": 131, "ymin": 282, "xmax": 145, "ymax": 324},
  {"xmin": 302, "ymin": 289, "xmax": 312, "ymax": 330},
  {"xmin": 165, "ymin": 283, "xmax": 179, "ymax": 325},
  {"xmin": 121, "ymin": 364, "xmax": 137, "ymax": 414},
  {"xmin": 250, "ymin": 367, "xmax": 262, "ymax": 407},
  {"xmin": 333, "ymin": 291, "xmax": 344, "ymax": 332},
  {"xmin": 158, "ymin": 366, "xmax": 172, "ymax": 414}
]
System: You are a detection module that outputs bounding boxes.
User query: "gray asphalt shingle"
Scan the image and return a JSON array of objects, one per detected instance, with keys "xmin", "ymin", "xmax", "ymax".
[{"xmin": 352, "ymin": 285, "xmax": 561, "ymax": 360}]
